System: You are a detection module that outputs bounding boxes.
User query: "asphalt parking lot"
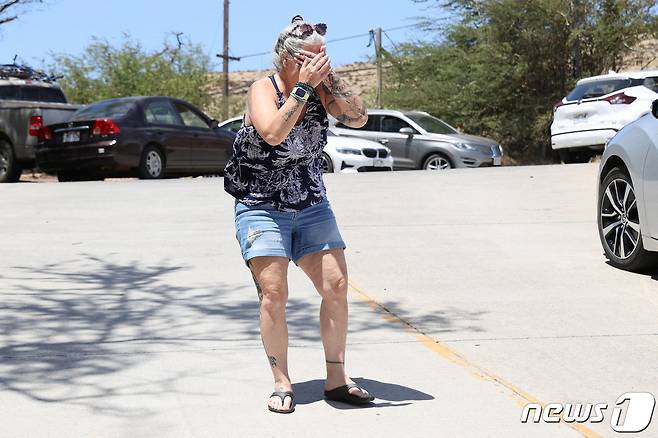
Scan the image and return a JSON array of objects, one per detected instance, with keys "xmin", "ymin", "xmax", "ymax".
[{"xmin": 2, "ymin": 163, "xmax": 657, "ymax": 438}]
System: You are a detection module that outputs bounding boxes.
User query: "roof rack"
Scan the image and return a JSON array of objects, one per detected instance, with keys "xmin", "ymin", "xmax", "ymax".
[{"xmin": 0, "ymin": 63, "xmax": 62, "ymax": 82}]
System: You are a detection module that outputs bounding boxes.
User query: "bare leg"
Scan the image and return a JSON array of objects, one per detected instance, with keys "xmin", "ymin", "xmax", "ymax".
[
  {"xmin": 248, "ymin": 256, "xmax": 294, "ymax": 411},
  {"xmin": 296, "ymin": 248, "xmax": 371, "ymax": 399}
]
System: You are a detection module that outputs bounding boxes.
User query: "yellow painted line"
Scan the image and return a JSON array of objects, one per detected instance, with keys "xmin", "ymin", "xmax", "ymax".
[{"xmin": 348, "ymin": 280, "xmax": 603, "ymax": 438}]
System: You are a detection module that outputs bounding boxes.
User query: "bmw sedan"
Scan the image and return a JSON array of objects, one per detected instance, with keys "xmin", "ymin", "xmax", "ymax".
[
  {"xmin": 34, "ymin": 96, "xmax": 235, "ymax": 181},
  {"xmin": 598, "ymin": 99, "xmax": 658, "ymax": 271},
  {"xmin": 217, "ymin": 116, "xmax": 394, "ymax": 173},
  {"xmin": 330, "ymin": 109, "xmax": 503, "ymax": 170}
]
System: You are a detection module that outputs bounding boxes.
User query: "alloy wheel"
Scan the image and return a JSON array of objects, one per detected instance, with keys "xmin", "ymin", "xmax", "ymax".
[
  {"xmin": 425, "ymin": 156, "xmax": 451, "ymax": 170},
  {"xmin": 145, "ymin": 150, "xmax": 162, "ymax": 177},
  {"xmin": 600, "ymin": 178, "xmax": 640, "ymax": 259},
  {"xmin": 321, "ymin": 155, "xmax": 331, "ymax": 173},
  {"xmin": 0, "ymin": 145, "xmax": 8, "ymax": 177}
]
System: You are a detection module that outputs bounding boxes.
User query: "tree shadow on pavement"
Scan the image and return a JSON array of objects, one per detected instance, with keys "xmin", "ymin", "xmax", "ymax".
[
  {"xmin": 292, "ymin": 377, "xmax": 432, "ymax": 408},
  {"xmin": 1, "ymin": 254, "xmax": 481, "ymax": 418}
]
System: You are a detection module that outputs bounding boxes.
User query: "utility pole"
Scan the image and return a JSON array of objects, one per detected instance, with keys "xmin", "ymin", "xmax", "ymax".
[
  {"xmin": 374, "ymin": 27, "xmax": 382, "ymax": 109},
  {"xmin": 222, "ymin": 0, "xmax": 229, "ymax": 120},
  {"xmin": 216, "ymin": 1, "xmax": 240, "ymax": 120}
]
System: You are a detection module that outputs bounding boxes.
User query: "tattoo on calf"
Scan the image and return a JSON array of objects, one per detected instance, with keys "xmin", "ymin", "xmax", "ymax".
[{"xmin": 268, "ymin": 355, "xmax": 277, "ymax": 368}]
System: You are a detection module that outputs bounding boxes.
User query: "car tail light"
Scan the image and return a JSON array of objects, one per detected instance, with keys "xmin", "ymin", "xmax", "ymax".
[
  {"xmin": 92, "ymin": 119, "xmax": 121, "ymax": 136},
  {"xmin": 603, "ymin": 92, "xmax": 636, "ymax": 105},
  {"xmin": 39, "ymin": 126, "xmax": 53, "ymax": 141},
  {"xmin": 28, "ymin": 115, "xmax": 43, "ymax": 136},
  {"xmin": 38, "ymin": 126, "xmax": 52, "ymax": 142}
]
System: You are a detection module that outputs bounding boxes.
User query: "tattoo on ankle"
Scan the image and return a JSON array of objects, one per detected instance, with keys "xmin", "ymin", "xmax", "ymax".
[{"xmin": 268, "ymin": 355, "xmax": 277, "ymax": 368}]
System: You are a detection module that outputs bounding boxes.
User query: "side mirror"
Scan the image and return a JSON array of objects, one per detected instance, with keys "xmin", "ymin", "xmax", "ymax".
[
  {"xmin": 210, "ymin": 119, "xmax": 220, "ymax": 129},
  {"xmin": 399, "ymin": 127, "xmax": 414, "ymax": 136},
  {"xmin": 652, "ymin": 100, "xmax": 658, "ymax": 119}
]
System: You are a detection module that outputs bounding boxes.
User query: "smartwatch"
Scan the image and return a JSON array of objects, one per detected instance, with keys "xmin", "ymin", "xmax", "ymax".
[{"xmin": 291, "ymin": 85, "xmax": 310, "ymax": 103}]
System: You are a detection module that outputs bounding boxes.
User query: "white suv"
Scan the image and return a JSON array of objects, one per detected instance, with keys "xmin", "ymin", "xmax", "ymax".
[{"xmin": 551, "ymin": 70, "xmax": 658, "ymax": 163}]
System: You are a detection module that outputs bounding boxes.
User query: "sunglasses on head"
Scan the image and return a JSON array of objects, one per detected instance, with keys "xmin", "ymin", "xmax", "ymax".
[{"xmin": 289, "ymin": 23, "xmax": 327, "ymax": 39}]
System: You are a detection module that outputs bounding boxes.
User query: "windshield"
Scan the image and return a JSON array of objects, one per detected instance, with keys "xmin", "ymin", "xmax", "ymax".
[
  {"xmin": 0, "ymin": 85, "xmax": 67, "ymax": 103},
  {"xmin": 405, "ymin": 113, "xmax": 457, "ymax": 135},
  {"xmin": 566, "ymin": 78, "xmax": 632, "ymax": 101},
  {"xmin": 71, "ymin": 99, "xmax": 134, "ymax": 121}
]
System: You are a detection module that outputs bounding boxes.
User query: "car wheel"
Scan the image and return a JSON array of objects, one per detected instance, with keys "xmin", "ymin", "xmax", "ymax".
[
  {"xmin": 598, "ymin": 167, "xmax": 657, "ymax": 271},
  {"xmin": 0, "ymin": 139, "xmax": 22, "ymax": 183},
  {"xmin": 321, "ymin": 152, "xmax": 334, "ymax": 173},
  {"xmin": 559, "ymin": 149, "xmax": 591, "ymax": 164},
  {"xmin": 139, "ymin": 145, "xmax": 165, "ymax": 179},
  {"xmin": 423, "ymin": 153, "xmax": 452, "ymax": 170}
]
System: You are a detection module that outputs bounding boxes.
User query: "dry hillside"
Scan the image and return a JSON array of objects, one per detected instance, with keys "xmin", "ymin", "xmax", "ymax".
[{"xmin": 209, "ymin": 62, "xmax": 378, "ymax": 98}]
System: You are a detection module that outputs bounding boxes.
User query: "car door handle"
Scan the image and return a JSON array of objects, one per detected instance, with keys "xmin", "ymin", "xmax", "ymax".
[{"xmin": 378, "ymin": 138, "xmax": 389, "ymax": 144}]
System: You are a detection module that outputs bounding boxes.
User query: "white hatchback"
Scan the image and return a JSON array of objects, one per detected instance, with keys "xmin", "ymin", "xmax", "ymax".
[{"xmin": 551, "ymin": 70, "xmax": 658, "ymax": 163}]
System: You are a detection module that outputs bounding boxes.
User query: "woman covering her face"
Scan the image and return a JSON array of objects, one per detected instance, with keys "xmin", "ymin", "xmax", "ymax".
[{"xmin": 223, "ymin": 15, "xmax": 373, "ymax": 414}]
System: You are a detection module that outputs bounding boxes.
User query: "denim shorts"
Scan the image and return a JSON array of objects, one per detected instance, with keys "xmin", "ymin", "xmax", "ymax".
[{"xmin": 234, "ymin": 198, "xmax": 347, "ymax": 268}]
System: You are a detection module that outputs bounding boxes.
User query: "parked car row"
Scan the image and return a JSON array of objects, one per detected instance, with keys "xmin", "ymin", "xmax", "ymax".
[{"xmin": 2, "ymin": 63, "xmax": 505, "ymax": 182}]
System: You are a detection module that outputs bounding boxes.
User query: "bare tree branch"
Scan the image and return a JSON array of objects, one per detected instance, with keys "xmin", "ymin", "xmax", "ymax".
[
  {"xmin": 0, "ymin": 0, "xmax": 21, "ymax": 15},
  {"xmin": 0, "ymin": 0, "xmax": 41, "ymax": 28}
]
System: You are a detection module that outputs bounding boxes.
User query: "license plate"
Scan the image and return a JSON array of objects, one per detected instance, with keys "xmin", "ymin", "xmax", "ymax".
[
  {"xmin": 63, "ymin": 131, "xmax": 80, "ymax": 143},
  {"xmin": 493, "ymin": 156, "xmax": 502, "ymax": 166}
]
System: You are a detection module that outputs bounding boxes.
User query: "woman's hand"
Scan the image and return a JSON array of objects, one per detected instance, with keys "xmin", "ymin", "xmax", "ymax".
[
  {"xmin": 298, "ymin": 46, "xmax": 368, "ymax": 128},
  {"xmin": 295, "ymin": 48, "xmax": 331, "ymax": 88}
]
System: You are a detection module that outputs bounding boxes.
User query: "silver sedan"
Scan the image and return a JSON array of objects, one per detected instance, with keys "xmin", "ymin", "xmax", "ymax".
[
  {"xmin": 598, "ymin": 99, "xmax": 658, "ymax": 271},
  {"xmin": 330, "ymin": 109, "xmax": 503, "ymax": 170}
]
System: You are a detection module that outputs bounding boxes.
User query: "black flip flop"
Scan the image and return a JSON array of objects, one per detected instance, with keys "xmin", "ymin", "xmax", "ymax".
[
  {"xmin": 268, "ymin": 391, "xmax": 295, "ymax": 414},
  {"xmin": 324, "ymin": 383, "xmax": 374, "ymax": 405}
]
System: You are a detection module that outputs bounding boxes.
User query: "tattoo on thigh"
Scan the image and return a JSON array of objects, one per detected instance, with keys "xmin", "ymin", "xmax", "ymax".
[
  {"xmin": 268, "ymin": 355, "xmax": 277, "ymax": 368},
  {"xmin": 250, "ymin": 268, "xmax": 264, "ymax": 303}
]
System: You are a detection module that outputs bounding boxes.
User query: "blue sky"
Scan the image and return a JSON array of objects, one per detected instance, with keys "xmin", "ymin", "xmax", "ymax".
[{"xmin": 0, "ymin": 0, "xmax": 446, "ymax": 72}]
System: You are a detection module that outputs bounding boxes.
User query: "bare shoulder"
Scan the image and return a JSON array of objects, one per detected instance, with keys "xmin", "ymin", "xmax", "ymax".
[{"xmin": 249, "ymin": 77, "xmax": 276, "ymax": 99}]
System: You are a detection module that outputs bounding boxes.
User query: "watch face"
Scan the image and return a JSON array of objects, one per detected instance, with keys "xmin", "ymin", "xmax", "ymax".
[{"xmin": 294, "ymin": 87, "xmax": 307, "ymax": 98}]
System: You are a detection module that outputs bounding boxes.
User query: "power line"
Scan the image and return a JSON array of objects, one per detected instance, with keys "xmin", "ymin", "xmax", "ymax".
[
  {"xmin": 235, "ymin": 23, "xmax": 416, "ymax": 61},
  {"xmin": 382, "ymin": 30, "xmax": 400, "ymax": 52}
]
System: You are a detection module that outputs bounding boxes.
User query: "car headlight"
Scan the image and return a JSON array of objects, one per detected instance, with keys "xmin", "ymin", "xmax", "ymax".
[
  {"xmin": 335, "ymin": 147, "xmax": 362, "ymax": 155},
  {"xmin": 452, "ymin": 142, "xmax": 475, "ymax": 150}
]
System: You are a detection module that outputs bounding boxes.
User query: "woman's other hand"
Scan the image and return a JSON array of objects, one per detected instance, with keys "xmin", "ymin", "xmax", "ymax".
[{"xmin": 295, "ymin": 48, "xmax": 331, "ymax": 87}]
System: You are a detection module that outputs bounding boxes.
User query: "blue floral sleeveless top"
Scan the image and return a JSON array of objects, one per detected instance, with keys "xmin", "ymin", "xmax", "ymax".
[{"xmin": 223, "ymin": 75, "xmax": 329, "ymax": 212}]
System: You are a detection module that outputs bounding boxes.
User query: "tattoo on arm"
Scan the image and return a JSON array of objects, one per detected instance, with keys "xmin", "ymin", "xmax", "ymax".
[
  {"xmin": 324, "ymin": 91, "xmax": 367, "ymax": 124},
  {"xmin": 268, "ymin": 355, "xmax": 277, "ymax": 368},
  {"xmin": 321, "ymin": 71, "xmax": 366, "ymax": 125},
  {"xmin": 323, "ymin": 71, "xmax": 354, "ymax": 98},
  {"xmin": 282, "ymin": 98, "xmax": 303, "ymax": 122}
]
